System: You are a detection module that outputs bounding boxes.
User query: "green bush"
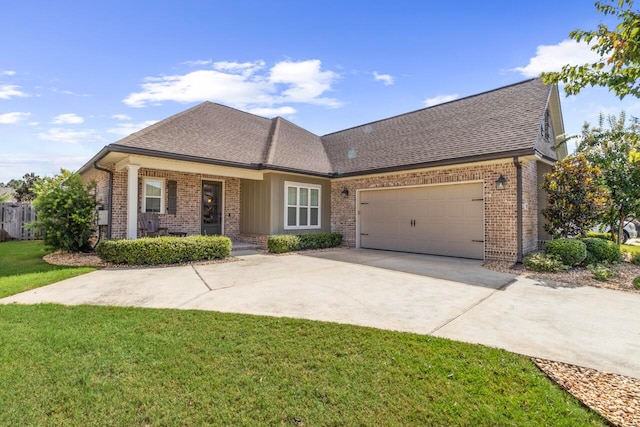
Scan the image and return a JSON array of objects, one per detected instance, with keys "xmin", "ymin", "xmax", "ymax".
[
  {"xmin": 523, "ymin": 252, "xmax": 569, "ymax": 273},
  {"xmin": 30, "ymin": 169, "xmax": 96, "ymax": 252},
  {"xmin": 298, "ymin": 233, "xmax": 343, "ymax": 250},
  {"xmin": 267, "ymin": 235, "xmax": 301, "ymax": 254},
  {"xmin": 587, "ymin": 264, "xmax": 615, "ymax": 281},
  {"xmin": 95, "ymin": 235, "xmax": 231, "ymax": 265},
  {"xmin": 633, "ymin": 276, "xmax": 640, "ymax": 289},
  {"xmin": 545, "ymin": 238, "xmax": 587, "ymax": 266},
  {"xmin": 585, "ymin": 231, "xmax": 613, "ymax": 241},
  {"xmin": 268, "ymin": 233, "xmax": 343, "ymax": 254},
  {"xmin": 631, "ymin": 253, "xmax": 640, "ymax": 266},
  {"xmin": 580, "ymin": 237, "xmax": 621, "ymax": 265}
]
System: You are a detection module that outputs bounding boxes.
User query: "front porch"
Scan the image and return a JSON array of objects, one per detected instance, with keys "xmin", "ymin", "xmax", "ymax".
[{"xmin": 88, "ymin": 153, "xmax": 265, "ymax": 240}]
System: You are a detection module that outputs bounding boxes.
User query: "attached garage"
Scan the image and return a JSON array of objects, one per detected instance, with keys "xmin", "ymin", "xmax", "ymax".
[{"xmin": 358, "ymin": 182, "xmax": 484, "ymax": 259}]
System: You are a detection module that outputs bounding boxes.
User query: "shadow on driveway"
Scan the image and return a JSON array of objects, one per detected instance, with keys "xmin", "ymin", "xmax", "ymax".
[{"xmin": 303, "ymin": 249, "xmax": 516, "ymax": 289}]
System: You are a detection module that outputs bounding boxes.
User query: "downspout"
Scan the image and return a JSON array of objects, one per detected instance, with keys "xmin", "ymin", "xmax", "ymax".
[
  {"xmin": 513, "ymin": 157, "xmax": 523, "ymax": 263},
  {"xmin": 93, "ymin": 162, "xmax": 113, "ymax": 239}
]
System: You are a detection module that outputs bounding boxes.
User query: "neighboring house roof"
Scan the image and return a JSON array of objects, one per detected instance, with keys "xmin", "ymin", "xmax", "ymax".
[
  {"xmin": 0, "ymin": 187, "xmax": 15, "ymax": 201},
  {"xmin": 85, "ymin": 78, "xmax": 560, "ymax": 177}
]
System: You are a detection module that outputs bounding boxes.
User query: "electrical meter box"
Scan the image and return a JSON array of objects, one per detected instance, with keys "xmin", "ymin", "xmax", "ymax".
[{"xmin": 97, "ymin": 210, "xmax": 109, "ymax": 226}]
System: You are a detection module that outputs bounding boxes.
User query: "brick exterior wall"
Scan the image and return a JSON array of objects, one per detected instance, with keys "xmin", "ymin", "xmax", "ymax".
[
  {"xmin": 331, "ymin": 160, "xmax": 538, "ymax": 263},
  {"xmin": 87, "ymin": 158, "xmax": 542, "ymax": 262},
  {"xmin": 90, "ymin": 167, "xmax": 240, "ymax": 239}
]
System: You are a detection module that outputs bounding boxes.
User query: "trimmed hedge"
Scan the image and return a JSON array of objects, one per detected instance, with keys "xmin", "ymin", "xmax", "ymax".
[
  {"xmin": 585, "ymin": 231, "xmax": 613, "ymax": 241},
  {"xmin": 545, "ymin": 238, "xmax": 587, "ymax": 266},
  {"xmin": 96, "ymin": 235, "xmax": 231, "ymax": 265},
  {"xmin": 580, "ymin": 237, "xmax": 621, "ymax": 265},
  {"xmin": 268, "ymin": 233, "xmax": 342, "ymax": 254}
]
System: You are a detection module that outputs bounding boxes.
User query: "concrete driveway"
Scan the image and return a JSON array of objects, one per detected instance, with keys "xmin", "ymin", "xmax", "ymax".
[{"xmin": 2, "ymin": 249, "xmax": 639, "ymax": 379}]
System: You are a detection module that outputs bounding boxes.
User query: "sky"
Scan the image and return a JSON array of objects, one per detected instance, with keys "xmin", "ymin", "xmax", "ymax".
[{"xmin": 1, "ymin": 0, "xmax": 639, "ymax": 184}]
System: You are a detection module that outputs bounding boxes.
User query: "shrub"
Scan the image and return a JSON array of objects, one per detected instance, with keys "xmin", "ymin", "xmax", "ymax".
[
  {"xmin": 523, "ymin": 252, "xmax": 569, "ymax": 273},
  {"xmin": 587, "ymin": 264, "xmax": 615, "ymax": 281},
  {"xmin": 95, "ymin": 235, "xmax": 231, "ymax": 265},
  {"xmin": 298, "ymin": 233, "xmax": 343, "ymax": 250},
  {"xmin": 268, "ymin": 235, "xmax": 300, "ymax": 254},
  {"xmin": 268, "ymin": 233, "xmax": 343, "ymax": 254},
  {"xmin": 545, "ymin": 238, "xmax": 587, "ymax": 266},
  {"xmin": 585, "ymin": 231, "xmax": 613, "ymax": 241},
  {"xmin": 30, "ymin": 169, "xmax": 96, "ymax": 252},
  {"xmin": 631, "ymin": 253, "xmax": 640, "ymax": 266},
  {"xmin": 580, "ymin": 237, "xmax": 621, "ymax": 265},
  {"xmin": 634, "ymin": 276, "xmax": 640, "ymax": 289}
]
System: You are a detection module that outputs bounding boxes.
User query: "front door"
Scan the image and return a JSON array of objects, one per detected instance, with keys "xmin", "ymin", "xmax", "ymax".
[{"xmin": 202, "ymin": 181, "xmax": 222, "ymax": 235}]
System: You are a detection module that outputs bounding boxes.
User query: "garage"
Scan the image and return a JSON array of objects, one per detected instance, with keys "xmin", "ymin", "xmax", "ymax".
[{"xmin": 358, "ymin": 182, "xmax": 484, "ymax": 259}]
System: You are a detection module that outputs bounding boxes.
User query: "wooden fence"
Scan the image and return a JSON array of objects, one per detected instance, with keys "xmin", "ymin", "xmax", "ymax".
[{"xmin": 0, "ymin": 203, "xmax": 39, "ymax": 241}]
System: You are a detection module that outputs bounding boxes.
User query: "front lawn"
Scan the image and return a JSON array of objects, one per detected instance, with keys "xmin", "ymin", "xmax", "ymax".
[
  {"xmin": 0, "ymin": 305, "xmax": 606, "ymax": 426},
  {"xmin": 0, "ymin": 241, "xmax": 95, "ymax": 298}
]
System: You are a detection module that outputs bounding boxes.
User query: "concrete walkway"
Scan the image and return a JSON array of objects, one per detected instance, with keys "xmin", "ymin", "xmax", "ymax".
[{"xmin": 2, "ymin": 249, "xmax": 639, "ymax": 378}]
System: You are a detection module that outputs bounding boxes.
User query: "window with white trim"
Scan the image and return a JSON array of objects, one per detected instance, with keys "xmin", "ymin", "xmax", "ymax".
[
  {"xmin": 143, "ymin": 179, "xmax": 164, "ymax": 213},
  {"xmin": 285, "ymin": 181, "xmax": 321, "ymax": 229}
]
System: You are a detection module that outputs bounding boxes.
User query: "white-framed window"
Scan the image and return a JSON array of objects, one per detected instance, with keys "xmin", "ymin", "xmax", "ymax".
[
  {"xmin": 143, "ymin": 178, "xmax": 164, "ymax": 213},
  {"xmin": 284, "ymin": 181, "xmax": 321, "ymax": 229}
]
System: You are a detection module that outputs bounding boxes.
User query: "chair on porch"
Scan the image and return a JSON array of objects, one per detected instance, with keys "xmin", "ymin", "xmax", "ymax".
[{"xmin": 138, "ymin": 212, "xmax": 168, "ymax": 237}]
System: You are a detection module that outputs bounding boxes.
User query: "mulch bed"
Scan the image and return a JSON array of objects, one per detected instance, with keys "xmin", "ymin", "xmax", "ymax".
[{"xmin": 43, "ymin": 251, "xmax": 237, "ymax": 268}]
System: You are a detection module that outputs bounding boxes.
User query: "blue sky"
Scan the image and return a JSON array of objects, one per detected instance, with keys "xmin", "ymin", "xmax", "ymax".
[{"xmin": 1, "ymin": 0, "xmax": 639, "ymax": 183}]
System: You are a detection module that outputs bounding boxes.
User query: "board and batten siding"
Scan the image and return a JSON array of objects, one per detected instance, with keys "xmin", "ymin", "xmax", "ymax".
[
  {"xmin": 240, "ymin": 172, "xmax": 331, "ymax": 235},
  {"xmin": 240, "ymin": 176, "xmax": 272, "ymax": 235}
]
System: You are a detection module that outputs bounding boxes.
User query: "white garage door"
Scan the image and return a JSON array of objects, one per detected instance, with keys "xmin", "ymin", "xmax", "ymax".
[{"xmin": 359, "ymin": 183, "xmax": 484, "ymax": 259}]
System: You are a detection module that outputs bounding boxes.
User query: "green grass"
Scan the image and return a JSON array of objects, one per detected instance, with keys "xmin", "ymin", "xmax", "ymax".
[
  {"xmin": 0, "ymin": 241, "xmax": 95, "ymax": 298},
  {"xmin": 621, "ymin": 243, "xmax": 640, "ymax": 254},
  {"xmin": 0, "ymin": 305, "xmax": 607, "ymax": 426}
]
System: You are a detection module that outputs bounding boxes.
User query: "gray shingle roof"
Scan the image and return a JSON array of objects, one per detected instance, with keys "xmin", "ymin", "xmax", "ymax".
[
  {"xmin": 105, "ymin": 78, "xmax": 556, "ymax": 177},
  {"xmin": 322, "ymin": 78, "xmax": 554, "ymax": 174}
]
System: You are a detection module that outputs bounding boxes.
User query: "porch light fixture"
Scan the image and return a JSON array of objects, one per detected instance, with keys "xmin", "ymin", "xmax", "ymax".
[
  {"xmin": 495, "ymin": 175, "xmax": 507, "ymax": 190},
  {"xmin": 341, "ymin": 187, "xmax": 349, "ymax": 198}
]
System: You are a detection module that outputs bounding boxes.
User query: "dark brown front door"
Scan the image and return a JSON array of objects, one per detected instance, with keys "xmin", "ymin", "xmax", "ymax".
[{"xmin": 202, "ymin": 181, "xmax": 222, "ymax": 235}]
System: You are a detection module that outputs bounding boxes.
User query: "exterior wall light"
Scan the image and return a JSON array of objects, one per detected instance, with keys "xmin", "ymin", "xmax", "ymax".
[
  {"xmin": 495, "ymin": 175, "xmax": 507, "ymax": 190},
  {"xmin": 341, "ymin": 187, "xmax": 349, "ymax": 198}
]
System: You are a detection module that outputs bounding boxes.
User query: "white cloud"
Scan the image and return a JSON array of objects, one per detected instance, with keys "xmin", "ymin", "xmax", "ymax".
[
  {"xmin": 51, "ymin": 113, "xmax": 84, "ymax": 124},
  {"xmin": 373, "ymin": 71, "xmax": 395, "ymax": 86},
  {"xmin": 49, "ymin": 87, "xmax": 91, "ymax": 97},
  {"xmin": 246, "ymin": 106, "xmax": 297, "ymax": 117},
  {"xmin": 0, "ymin": 154, "xmax": 91, "ymax": 183},
  {"xmin": 123, "ymin": 59, "xmax": 341, "ymax": 110},
  {"xmin": 28, "ymin": 121, "xmax": 39, "ymax": 126},
  {"xmin": 0, "ymin": 112, "xmax": 31, "ymax": 124},
  {"xmin": 183, "ymin": 59, "xmax": 213, "ymax": 66},
  {"xmin": 107, "ymin": 120, "xmax": 158, "ymax": 136},
  {"xmin": 0, "ymin": 70, "xmax": 16, "ymax": 76},
  {"xmin": 269, "ymin": 60, "xmax": 341, "ymax": 107},
  {"xmin": 112, "ymin": 114, "xmax": 131, "ymax": 121},
  {"xmin": 424, "ymin": 94, "xmax": 459, "ymax": 107},
  {"xmin": 36, "ymin": 128, "xmax": 104, "ymax": 144},
  {"xmin": 513, "ymin": 39, "xmax": 601, "ymax": 77},
  {"xmin": 0, "ymin": 85, "xmax": 29, "ymax": 99},
  {"xmin": 213, "ymin": 60, "xmax": 265, "ymax": 76}
]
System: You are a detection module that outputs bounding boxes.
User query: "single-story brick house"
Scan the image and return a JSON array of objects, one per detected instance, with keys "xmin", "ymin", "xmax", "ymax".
[{"xmin": 79, "ymin": 78, "xmax": 566, "ymax": 262}]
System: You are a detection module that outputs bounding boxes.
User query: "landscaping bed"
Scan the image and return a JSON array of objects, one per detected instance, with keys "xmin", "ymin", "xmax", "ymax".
[{"xmin": 534, "ymin": 358, "xmax": 640, "ymax": 427}]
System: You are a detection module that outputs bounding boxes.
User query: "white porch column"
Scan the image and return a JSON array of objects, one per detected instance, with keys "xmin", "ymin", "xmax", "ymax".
[{"xmin": 126, "ymin": 164, "xmax": 141, "ymax": 239}]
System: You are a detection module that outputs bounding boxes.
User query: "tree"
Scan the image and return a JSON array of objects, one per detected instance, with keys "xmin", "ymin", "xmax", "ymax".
[
  {"xmin": 577, "ymin": 111, "xmax": 640, "ymax": 243},
  {"xmin": 543, "ymin": 153, "xmax": 610, "ymax": 238},
  {"xmin": 31, "ymin": 169, "xmax": 97, "ymax": 252},
  {"xmin": 6, "ymin": 173, "xmax": 41, "ymax": 202},
  {"xmin": 541, "ymin": 0, "xmax": 640, "ymax": 99}
]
